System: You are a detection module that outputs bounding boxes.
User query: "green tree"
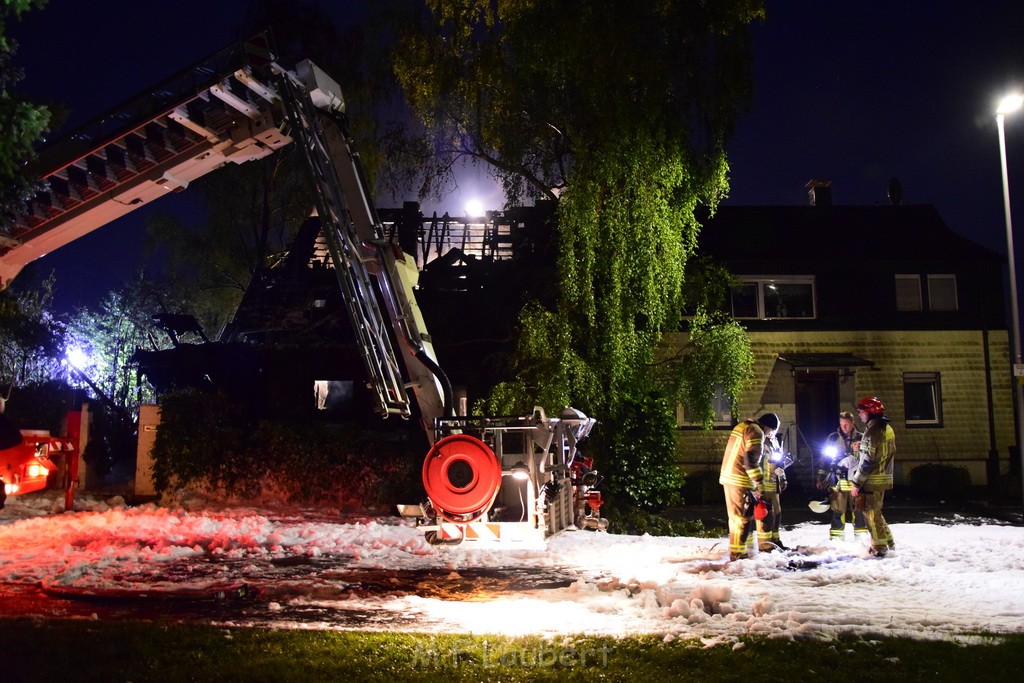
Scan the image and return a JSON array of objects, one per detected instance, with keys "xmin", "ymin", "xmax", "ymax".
[
  {"xmin": 0, "ymin": 0, "xmax": 67, "ymax": 397},
  {"xmin": 0, "ymin": 0, "xmax": 50, "ymax": 229},
  {"xmin": 665, "ymin": 257, "xmax": 754, "ymax": 429},
  {"xmin": 0, "ymin": 275, "xmax": 83, "ymax": 435},
  {"xmin": 392, "ymin": 0, "xmax": 762, "ymax": 510},
  {"xmin": 64, "ymin": 272, "xmax": 181, "ymax": 418},
  {"xmin": 666, "ymin": 309, "xmax": 754, "ymax": 430},
  {"xmin": 0, "ymin": 272, "xmax": 64, "ymax": 387},
  {"xmin": 57, "ymin": 273, "xmax": 194, "ymax": 476}
]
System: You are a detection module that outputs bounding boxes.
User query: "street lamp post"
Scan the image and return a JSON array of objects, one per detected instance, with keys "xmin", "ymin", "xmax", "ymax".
[{"xmin": 996, "ymin": 93, "xmax": 1024, "ymax": 518}]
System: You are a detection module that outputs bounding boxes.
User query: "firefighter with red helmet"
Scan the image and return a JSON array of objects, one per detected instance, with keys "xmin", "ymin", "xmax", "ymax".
[
  {"xmin": 719, "ymin": 413, "xmax": 777, "ymax": 561},
  {"xmin": 850, "ymin": 396, "xmax": 897, "ymax": 557}
]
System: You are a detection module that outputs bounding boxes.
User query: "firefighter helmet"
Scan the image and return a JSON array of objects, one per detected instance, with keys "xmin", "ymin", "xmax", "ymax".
[
  {"xmin": 757, "ymin": 412, "xmax": 780, "ymax": 432},
  {"xmin": 753, "ymin": 497, "xmax": 770, "ymax": 521},
  {"xmin": 856, "ymin": 396, "xmax": 885, "ymax": 415}
]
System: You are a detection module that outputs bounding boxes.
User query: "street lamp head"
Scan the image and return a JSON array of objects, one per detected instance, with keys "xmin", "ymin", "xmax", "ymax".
[{"xmin": 997, "ymin": 93, "xmax": 1024, "ymax": 115}]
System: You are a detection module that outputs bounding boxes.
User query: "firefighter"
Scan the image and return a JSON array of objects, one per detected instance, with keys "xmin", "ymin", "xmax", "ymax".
[
  {"xmin": 719, "ymin": 412, "xmax": 777, "ymax": 561},
  {"xmin": 817, "ymin": 411, "xmax": 868, "ymax": 540},
  {"xmin": 756, "ymin": 430, "xmax": 788, "ymax": 551},
  {"xmin": 850, "ymin": 396, "xmax": 897, "ymax": 557}
]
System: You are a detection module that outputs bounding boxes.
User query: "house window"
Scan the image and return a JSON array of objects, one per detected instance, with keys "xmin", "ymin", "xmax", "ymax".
[
  {"xmin": 677, "ymin": 384, "xmax": 732, "ymax": 427},
  {"xmin": 903, "ymin": 372, "xmax": 942, "ymax": 427},
  {"xmin": 730, "ymin": 277, "xmax": 816, "ymax": 319},
  {"xmin": 895, "ymin": 274, "xmax": 923, "ymax": 311},
  {"xmin": 314, "ymin": 380, "xmax": 354, "ymax": 412},
  {"xmin": 927, "ymin": 274, "xmax": 958, "ymax": 311},
  {"xmin": 731, "ymin": 283, "xmax": 759, "ymax": 318},
  {"xmin": 896, "ymin": 274, "xmax": 958, "ymax": 311}
]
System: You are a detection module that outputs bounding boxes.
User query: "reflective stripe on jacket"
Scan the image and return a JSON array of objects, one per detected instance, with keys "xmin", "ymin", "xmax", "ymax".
[
  {"xmin": 719, "ymin": 420, "xmax": 765, "ymax": 489},
  {"xmin": 761, "ymin": 442, "xmax": 784, "ymax": 492},
  {"xmin": 850, "ymin": 418, "xmax": 896, "ymax": 489}
]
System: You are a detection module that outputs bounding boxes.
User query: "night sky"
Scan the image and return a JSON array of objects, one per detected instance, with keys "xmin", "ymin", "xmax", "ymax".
[
  {"xmin": 8, "ymin": 1, "xmax": 1024, "ymax": 312},
  {"xmin": 8, "ymin": 0, "xmax": 272, "ymax": 310},
  {"xmin": 726, "ymin": 1, "xmax": 1024, "ymax": 257}
]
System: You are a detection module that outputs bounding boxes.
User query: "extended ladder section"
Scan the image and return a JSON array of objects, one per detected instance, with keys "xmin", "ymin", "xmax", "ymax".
[
  {"xmin": 0, "ymin": 39, "xmax": 290, "ymax": 287},
  {"xmin": 272, "ymin": 62, "xmax": 449, "ymax": 435},
  {"xmin": 0, "ymin": 37, "xmax": 447, "ymax": 433}
]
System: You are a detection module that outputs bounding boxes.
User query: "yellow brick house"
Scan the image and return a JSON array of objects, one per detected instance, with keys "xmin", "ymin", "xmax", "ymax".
[{"xmin": 671, "ymin": 185, "xmax": 1014, "ymax": 495}]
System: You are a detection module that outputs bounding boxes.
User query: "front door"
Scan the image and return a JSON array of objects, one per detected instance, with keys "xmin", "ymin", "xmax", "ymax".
[{"xmin": 793, "ymin": 371, "xmax": 839, "ymax": 492}]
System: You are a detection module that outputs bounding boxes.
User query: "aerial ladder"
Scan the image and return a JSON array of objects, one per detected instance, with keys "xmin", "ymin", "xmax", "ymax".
[{"xmin": 0, "ymin": 36, "xmax": 605, "ymax": 544}]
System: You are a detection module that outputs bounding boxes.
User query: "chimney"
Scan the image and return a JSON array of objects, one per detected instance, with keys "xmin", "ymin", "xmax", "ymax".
[
  {"xmin": 805, "ymin": 179, "xmax": 832, "ymax": 207},
  {"xmin": 887, "ymin": 177, "xmax": 903, "ymax": 206}
]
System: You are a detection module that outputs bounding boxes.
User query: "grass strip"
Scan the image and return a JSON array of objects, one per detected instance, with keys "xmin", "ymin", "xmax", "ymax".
[{"xmin": 3, "ymin": 619, "xmax": 1022, "ymax": 682}]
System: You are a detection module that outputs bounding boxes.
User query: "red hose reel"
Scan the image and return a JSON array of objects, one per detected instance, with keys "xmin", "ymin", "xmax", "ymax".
[{"xmin": 421, "ymin": 434, "xmax": 502, "ymax": 523}]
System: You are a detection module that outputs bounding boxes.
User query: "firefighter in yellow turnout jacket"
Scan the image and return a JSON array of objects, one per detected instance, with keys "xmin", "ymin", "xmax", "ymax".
[
  {"xmin": 850, "ymin": 396, "xmax": 897, "ymax": 557},
  {"xmin": 757, "ymin": 430, "xmax": 788, "ymax": 551},
  {"xmin": 719, "ymin": 413, "xmax": 778, "ymax": 561},
  {"xmin": 817, "ymin": 411, "xmax": 868, "ymax": 540}
]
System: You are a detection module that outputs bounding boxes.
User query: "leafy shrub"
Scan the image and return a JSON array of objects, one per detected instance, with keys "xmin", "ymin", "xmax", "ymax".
[
  {"xmin": 605, "ymin": 506, "xmax": 722, "ymax": 538},
  {"xmin": 596, "ymin": 387, "xmax": 684, "ymax": 512},
  {"xmin": 7, "ymin": 380, "xmax": 82, "ymax": 435},
  {"xmin": 151, "ymin": 390, "xmax": 421, "ymax": 509},
  {"xmin": 908, "ymin": 463, "xmax": 972, "ymax": 500}
]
